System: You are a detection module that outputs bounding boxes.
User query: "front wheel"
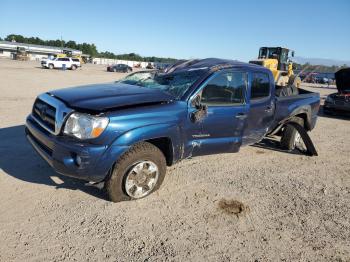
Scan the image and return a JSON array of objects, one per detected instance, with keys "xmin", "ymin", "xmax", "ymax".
[
  {"xmin": 48, "ymin": 64, "xmax": 54, "ymax": 69},
  {"xmin": 71, "ymin": 65, "xmax": 77, "ymax": 70},
  {"xmin": 105, "ymin": 142, "xmax": 166, "ymax": 202}
]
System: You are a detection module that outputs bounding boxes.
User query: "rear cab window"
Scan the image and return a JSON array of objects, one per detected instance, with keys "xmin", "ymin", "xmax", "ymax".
[{"xmin": 251, "ymin": 72, "xmax": 270, "ymax": 100}]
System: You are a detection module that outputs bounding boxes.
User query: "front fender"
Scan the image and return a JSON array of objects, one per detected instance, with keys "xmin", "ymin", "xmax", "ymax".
[
  {"xmin": 113, "ymin": 123, "xmax": 182, "ymax": 147},
  {"xmin": 96, "ymin": 123, "xmax": 183, "ymax": 179}
]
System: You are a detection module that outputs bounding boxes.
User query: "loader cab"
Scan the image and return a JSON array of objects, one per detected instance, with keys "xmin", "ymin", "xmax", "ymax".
[{"xmin": 258, "ymin": 47, "xmax": 293, "ymax": 71}]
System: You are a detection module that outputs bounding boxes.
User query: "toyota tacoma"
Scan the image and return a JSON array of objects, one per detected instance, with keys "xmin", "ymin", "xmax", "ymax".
[{"xmin": 26, "ymin": 58, "xmax": 320, "ymax": 202}]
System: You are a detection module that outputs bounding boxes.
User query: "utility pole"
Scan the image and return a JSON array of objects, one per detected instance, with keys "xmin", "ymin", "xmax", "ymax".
[{"xmin": 61, "ymin": 35, "xmax": 63, "ymax": 53}]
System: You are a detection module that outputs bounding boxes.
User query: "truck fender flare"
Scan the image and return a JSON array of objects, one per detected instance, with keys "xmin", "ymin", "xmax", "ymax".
[
  {"xmin": 284, "ymin": 122, "xmax": 318, "ymax": 156},
  {"xmin": 111, "ymin": 123, "xmax": 182, "ymax": 162},
  {"xmin": 288, "ymin": 105, "xmax": 312, "ymax": 129},
  {"xmin": 270, "ymin": 106, "xmax": 311, "ymax": 136}
]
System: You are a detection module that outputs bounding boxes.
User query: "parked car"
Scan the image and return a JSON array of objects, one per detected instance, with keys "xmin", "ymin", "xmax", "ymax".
[
  {"xmin": 107, "ymin": 64, "xmax": 132, "ymax": 73},
  {"xmin": 25, "ymin": 58, "xmax": 320, "ymax": 202},
  {"xmin": 324, "ymin": 68, "xmax": 350, "ymax": 115},
  {"xmin": 146, "ymin": 62, "xmax": 155, "ymax": 69},
  {"xmin": 41, "ymin": 57, "xmax": 81, "ymax": 70}
]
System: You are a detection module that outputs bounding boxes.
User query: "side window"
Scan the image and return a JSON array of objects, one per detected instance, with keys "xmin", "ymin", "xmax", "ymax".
[
  {"xmin": 63, "ymin": 58, "xmax": 70, "ymax": 62},
  {"xmin": 251, "ymin": 73, "xmax": 270, "ymax": 100},
  {"xmin": 200, "ymin": 71, "xmax": 247, "ymax": 106},
  {"xmin": 57, "ymin": 58, "xmax": 64, "ymax": 61}
]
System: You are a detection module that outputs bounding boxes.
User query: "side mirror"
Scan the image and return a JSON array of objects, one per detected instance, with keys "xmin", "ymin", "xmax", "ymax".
[
  {"xmin": 291, "ymin": 51, "xmax": 295, "ymax": 57},
  {"xmin": 190, "ymin": 95, "xmax": 208, "ymax": 122},
  {"xmin": 191, "ymin": 94, "xmax": 202, "ymax": 108}
]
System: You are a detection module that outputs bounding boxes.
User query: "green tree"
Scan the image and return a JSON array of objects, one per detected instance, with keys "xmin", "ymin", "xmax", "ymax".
[
  {"xmin": 5, "ymin": 34, "xmax": 25, "ymax": 42},
  {"xmin": 66, "ymin": 40, "xmax": 77, "ymax": 49},
  {"xmin": 3, "ymin": 33, "xmax": 179, "ymax": 61}
]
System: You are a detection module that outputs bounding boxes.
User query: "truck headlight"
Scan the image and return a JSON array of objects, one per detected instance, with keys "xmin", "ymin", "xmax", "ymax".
[
  {"xmin": 63, "ymin": 113, "xmax": 109, "ymax": 139},
  {"xmin": 325, "ymin": 96, "xmax": 334, "ymax": 103}
]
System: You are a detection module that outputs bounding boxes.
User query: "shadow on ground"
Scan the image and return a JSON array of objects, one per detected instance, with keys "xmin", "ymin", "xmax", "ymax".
[
  {"xmin": 0, "ymin": 125, "xmax": 107, "ymax": 200},
  {"xmin": 251, "ymin": 137, "xmax": 304, "ymax": 155}
]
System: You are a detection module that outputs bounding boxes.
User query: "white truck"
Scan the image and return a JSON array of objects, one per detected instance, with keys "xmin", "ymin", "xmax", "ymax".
[{"xmin": 41, "ymin": 57, "xmax": 81, "ymax": 70}]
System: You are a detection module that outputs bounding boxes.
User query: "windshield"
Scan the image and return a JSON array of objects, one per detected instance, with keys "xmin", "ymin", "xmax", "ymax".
[
  {"xmin": 119, "ymin": 69, "xmax": 206, "ymax": 98},
  {"xmin": 259, "ymin": 48, "xmax": 280, "ymax": 59},
  {"xmin": 118, "ymin": 71, "xmax": 156, "ymax": 85}
]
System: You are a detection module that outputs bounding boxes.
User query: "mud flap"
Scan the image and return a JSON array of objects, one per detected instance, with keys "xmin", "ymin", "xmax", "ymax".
[{"xmin": 285, "ymin": 122, "xmax": 318, "ymax": 156}]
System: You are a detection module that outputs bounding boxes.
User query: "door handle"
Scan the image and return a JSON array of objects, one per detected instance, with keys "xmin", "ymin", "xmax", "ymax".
[{"xmin": 235, "ymin": 113, "xmax": 247, "ymax": 119}]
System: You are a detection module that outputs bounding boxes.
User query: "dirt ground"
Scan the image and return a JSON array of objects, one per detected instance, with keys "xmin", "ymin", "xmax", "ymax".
[{"xmin": 0, "ymin": 59, "xmax": 349, "ymax": 261}]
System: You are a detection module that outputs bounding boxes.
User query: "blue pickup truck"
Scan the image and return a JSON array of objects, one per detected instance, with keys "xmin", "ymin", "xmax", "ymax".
[{"xmin": 26, "ymin": 58, "xmax": 320, "ymax": 202}]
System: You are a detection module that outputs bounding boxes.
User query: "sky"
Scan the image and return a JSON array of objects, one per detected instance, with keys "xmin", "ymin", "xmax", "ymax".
[{"xmin": 1, "ymin": 0, "xmax": 350, "ymax": 62}]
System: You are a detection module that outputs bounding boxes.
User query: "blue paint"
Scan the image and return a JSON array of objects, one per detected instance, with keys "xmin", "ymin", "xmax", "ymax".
[{"xmin": 25, "ymin": 59, "xmax": 320, "ymax": 182}]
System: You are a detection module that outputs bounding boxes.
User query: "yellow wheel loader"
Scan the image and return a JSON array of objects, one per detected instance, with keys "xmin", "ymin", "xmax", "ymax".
[
  {"xmin": 54, "ymin": 50, "xmax": 85, "ymax": 64},
  {"xmin": 249, "ymin": 47, "xmax": 301, "ymax": 89}
]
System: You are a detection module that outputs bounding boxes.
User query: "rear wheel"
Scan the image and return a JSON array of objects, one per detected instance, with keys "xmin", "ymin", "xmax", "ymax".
[
  {"xmin": 105, "ymin": 142, "xmax": 166, "ymax": 202},
  {"xmin": 280, "ymin": 116, "xmax": 304, "ymax": 150},
  {"xmin": 113, "ymin": 68, "xmax": 117, "ymax": 72}
]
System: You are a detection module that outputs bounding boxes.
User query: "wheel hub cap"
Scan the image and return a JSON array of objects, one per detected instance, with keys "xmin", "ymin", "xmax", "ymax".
[
  {"xmin": 125, "ymin": 161, "xmax": 159, "ymax": 199},
  {"xmin": 294, "ymin": 132, "xmax": 306, "ymax": 151}
]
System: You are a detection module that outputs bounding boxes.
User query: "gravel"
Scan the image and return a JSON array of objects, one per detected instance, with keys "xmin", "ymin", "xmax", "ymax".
[{"xmin": 0, "ymin": 59, "xmax": 349, "ymax": 261}]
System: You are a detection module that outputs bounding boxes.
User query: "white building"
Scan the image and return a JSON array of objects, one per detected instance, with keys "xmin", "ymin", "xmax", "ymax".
[{"xmin": 0, "ymin": 41, "xmax": 82, "ymax": 61}]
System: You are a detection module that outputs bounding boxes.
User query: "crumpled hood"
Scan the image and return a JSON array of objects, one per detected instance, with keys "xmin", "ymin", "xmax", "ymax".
[
  {"xmin": 335, "ymin": 68, "xmax": 350, "ymax": 93},
  {"xmin": 49, "ymin": 83, "xmax": 175, "ymax": 112}
]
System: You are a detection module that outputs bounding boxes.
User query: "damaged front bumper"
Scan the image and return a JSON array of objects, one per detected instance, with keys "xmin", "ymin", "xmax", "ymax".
[{"xmin": 25, "ymin": 115, "xmax": 127, "ymax": 182}]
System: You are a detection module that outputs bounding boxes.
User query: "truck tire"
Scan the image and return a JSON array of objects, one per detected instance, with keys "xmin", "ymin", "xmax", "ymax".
[
  {"xmin": 48, "ymin": 64, "xmax": 54, "ymax": 69},
  {"xmin": 71, "ymin": 65, "xmax": 77, "ymax": 70},
  {"xmin": 105, "ymin": 142, "xmax": 166, "ymax": 202},
  {"xmin": 280, "ymin": 116, "xmax": 304, "ymax": 150}
]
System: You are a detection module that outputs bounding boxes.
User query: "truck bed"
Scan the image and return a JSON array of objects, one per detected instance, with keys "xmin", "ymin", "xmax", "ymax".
[{"xmin": 273, "ymin": 88, "xmax": 320, "ymax": 131}]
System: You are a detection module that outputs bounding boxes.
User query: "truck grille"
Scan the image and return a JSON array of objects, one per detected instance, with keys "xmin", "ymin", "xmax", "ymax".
[
  {"xmin": 31, "ymin": 93, "xmax": 73, "ymax": 135},
  {"xmin": 32, "ymin": 98, "xmax": 57, "ymax": 132}
]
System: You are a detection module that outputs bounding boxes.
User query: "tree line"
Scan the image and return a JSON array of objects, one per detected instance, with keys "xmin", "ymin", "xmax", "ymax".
[
  {"xmin": 2, "ymin": 34, "xmax": 177, "ymax": 63},
  {"xmin": 1, "ymin": 34, "xmax": 348, "ymax": 69},
  {"xmin": 294, "ymin": 63, "xmax": 348, "ymax": 73}
]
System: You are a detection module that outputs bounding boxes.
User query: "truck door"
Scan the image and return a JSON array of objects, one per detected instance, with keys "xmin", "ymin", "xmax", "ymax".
[
  {"xmin": 242, "ymin": 71, "xmax": 275, "ymax": 145},
  {"xmin": 188, "ymin": 70, "xmax": 249, "ymax": 156}
]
